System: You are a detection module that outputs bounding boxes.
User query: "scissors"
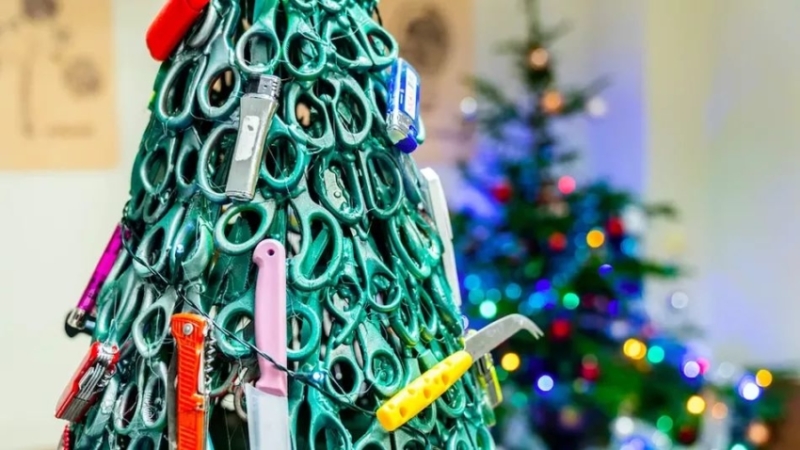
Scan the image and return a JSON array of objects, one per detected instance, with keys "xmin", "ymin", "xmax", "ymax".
[
  {"xmin": 355, "ymin": 321, "xmax": 403, "ymax": 398},
  {"xmin": 235, "ymin": 0, "xmax": 326, "ymax": 81},
  {"xmin": 322, "ymin": 2, "xmax": 398, "ymax": 71},
  {"xmin": 283, "ymin": 72, "xmax": 373, "ymax": 153},
  {"xmin": 94, "ymin": 269, "xmax": 157, "ymax": 346},
  {"xmin": 73, "ymin": 374, "xmax": 121, "ymax": 450},
  {"xmin": 112, "ymin": 358, "xmax": 169, "ymax": 448},
  {"xmin": 387, "ymin": 201, "xmax": 442, "ymax": 280},
  {"xmin": 154, "ymin": 0, "xmax": 240, "ymax": 130},
  {"xmin": 174, "ymin": 127, "xmax": 204, "ymax": 201}
]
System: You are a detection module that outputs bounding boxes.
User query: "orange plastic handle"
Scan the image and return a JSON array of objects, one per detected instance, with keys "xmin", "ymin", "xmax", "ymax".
[{"xmin": 171, "ymin": 313, "xmax": 208, "ymax": 450}]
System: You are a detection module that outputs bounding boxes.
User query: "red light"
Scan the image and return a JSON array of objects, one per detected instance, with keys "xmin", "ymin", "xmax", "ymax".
[
  {"xmin": 557, "ymin": 176, "xmax": 576, "ymax": 194},
  {"xmin": 552, "ymin": 319, "xmax": 571, "ymax": 339},
  {"xmin": 549, "ymin": 233, "xmax": 567, "ymax": 251}
]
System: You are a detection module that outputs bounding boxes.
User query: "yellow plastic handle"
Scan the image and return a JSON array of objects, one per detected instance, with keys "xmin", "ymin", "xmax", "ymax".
[{"xmin": 376, "ymin": 350, "xmax": 474, "ymax": 432}]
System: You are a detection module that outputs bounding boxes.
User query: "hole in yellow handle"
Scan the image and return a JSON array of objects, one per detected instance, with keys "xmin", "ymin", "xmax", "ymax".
[
  {"xmin": 441, "ymin": 373, "xmax": 450, "ymax": 384},
  {"xmin": 399, "ymin": 406, "xmax": 408, "ymax": 418},
  {"xmin": 423, "ymin": 387, "xmax": 432, "ymax": 398}
]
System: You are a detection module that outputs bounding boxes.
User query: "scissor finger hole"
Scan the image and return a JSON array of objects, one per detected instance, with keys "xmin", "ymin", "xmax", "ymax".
[
  {"xmin": 368, "ymin": 349, "xmax": 402, "ymax": 388},
  {"xmin": 161, "ymin": 60, "xmax": 197, "ymax": 116},
  {"xmin": 262, "ymin": 135, "xmax": 299, "ymax": 185},
  {"xmin": 114, "ymin": 383, "xmax": 138, "ymax": 431},
  {"xmin": 284, "ymin": 33, "xmax": 324, "ymax": 73},
  {"xmin": 287, "ymin": 304, "xmax": 320, "ymax": 361},
  {"xmin": 328, "ymin": 27, "xmax": 361, "ymax": 63},
  {"xmin": 219, "ymin": 206, "xmax": 269, "ymax": 253},
  {"xmin": 142, "ymin": 376, "xmax": 167, "ymax": 427},
  {"xmin": 327, "ymin": 357, "xmax": 360, "ymax": 398},
  {"xmin": 176, "ymin": 144, "xmax": 199, "ymax": 187},
  {"xmin": 206, "ymin": 69, "xmax": 237, "ymax": 108},
  {"xmin": 238, "ymin": 32, "xmax": 280, "ymax": 69},
  {"xmin": 293, "ymin": 93, "xmax": 327, "ymax": 137},
  {"xmin": 141, "ymin": 145, "xmax": 172, "ymax": 196},
  {"xmin": 364, "ymin": 29, "xmax": 394, "ymax": 58}
]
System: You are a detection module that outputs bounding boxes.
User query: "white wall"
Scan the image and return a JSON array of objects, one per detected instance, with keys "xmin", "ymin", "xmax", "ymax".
[{"xmin": 0, "ymin": 0, "xmax": 161, "ymax": 447}]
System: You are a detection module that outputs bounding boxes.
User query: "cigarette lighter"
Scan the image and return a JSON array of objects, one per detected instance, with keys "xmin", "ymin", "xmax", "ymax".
[
  {"xmin": 225, "ymin": 75, "xmax": 282, "ymax": 202},
  {"xmin": 66, "ymin": 225, "xmax": 123, "ymax": 334},
  {"xmin": 386, "ymin": 58, "xmax": 421, "ymax": 153}
]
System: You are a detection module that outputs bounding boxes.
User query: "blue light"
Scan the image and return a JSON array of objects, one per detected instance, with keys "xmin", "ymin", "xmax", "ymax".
[
  {"xmin": 528, "ymin": 292, "xmax": 547, "ymax": 309},
  {"xmin": 479, "ymin": 301, "xmax": 497, "ymax": 319},
  {"xmin": 598, "ymin": 264, "xmax": 613, "ymax": 276},
  {"xmin": 486, "ymin": 288, "xmax": 502, "ymax": 302},
  {"xmin": 505, "ymin": 283, "xmax": 522, "ymax": 300},
  {"xmin": 464, "ymin": 274, "xmax": 481, "ymax": 290},
  {"xmin": 468, "ymin": 289, "xmax": 485, "ymax": 304},
  {"xmin": 535, "ymin": 279, "xmax": 552, "ymax": 291},
  {"xmin": 683, "ymin": 361, "xmax": 701, "ymax": 379},
  {"xmin": 739, "ymin": 378, "xmax": 761, "ymax": 401},
  {"xmin": 621, "ymin": 237, "xmax": 637, "ymax": 255},
  {"xmin": 537, "ymin": 375, "xmax": 554, "ymax": 392}
]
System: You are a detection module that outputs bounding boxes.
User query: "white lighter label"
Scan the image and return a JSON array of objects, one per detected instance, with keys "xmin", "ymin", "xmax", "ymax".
[
  {"xmin": 403, "ymin": 68, "xmax": 418, "ymax": 120},
  {"xmin": 235, "ymin": 115, "xmax": 260, "ymax": 161}
]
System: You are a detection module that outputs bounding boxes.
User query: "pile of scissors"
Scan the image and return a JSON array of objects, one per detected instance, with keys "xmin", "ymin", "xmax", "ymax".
[{"xmin": 54, "ymin": 0, "xmax": 504, "ymax": 449}]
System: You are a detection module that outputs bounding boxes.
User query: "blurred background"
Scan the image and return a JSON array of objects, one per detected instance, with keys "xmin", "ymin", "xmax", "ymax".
[{"xmin": 2, "ymin": 0, "xmax": 800, "ymax": 448}]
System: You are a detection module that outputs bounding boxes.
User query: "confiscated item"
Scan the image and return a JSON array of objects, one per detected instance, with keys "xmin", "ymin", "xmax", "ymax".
[
  {"xmin": 147, "ymin": 0, "xmax": 211, "ymax": 61},
  {"xmin": 171, "ymin": 313, "xmax": 210, "ymax": 450},
  {"xmin": 386, "ymin": 58, "xmax": 422, "ymax": 153},
  {"xmin": 420, "ymin": 168, "xmax": 461, "ymax": 308},
  {"xmin": 55, "ymin": 342, "xmax": 120, "ymax": 422}
]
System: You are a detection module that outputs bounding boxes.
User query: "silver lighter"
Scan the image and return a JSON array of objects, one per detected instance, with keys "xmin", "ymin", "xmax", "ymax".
[{"xmin": 225, "ymin": 75, "xmax": 282, "ymax": 201}]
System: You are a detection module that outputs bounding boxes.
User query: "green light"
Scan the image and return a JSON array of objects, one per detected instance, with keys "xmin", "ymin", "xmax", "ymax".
[
  {"xmin": 731, "ymin": 445, "xmax": 747, "ymax": 450},
  {"xmin": 468, "ymin": 289, "xmax": 485, "ymax": 304},
  {"xmin": 562, "ymin": 292, "xmax": 580, "ymax": 309},
  {"xmin": 647, "ymin": 345, "xmax": 665, "ymax": 364},
  {"xmin": 511, "ymin": 391, "xmax": 528, "ymax": 408},
  {"xmin": 479, "ymin": 301, "xmax": 497, "ymax": 319},
  {"xmin": 656, "ymin": 415, "xmax": 673, "ymax": 432},
  {"xmin": 496, "ymin": 368, "xmax": 508, "ymax": 382},
  {"xmin": 486, "ymin": 288, "xmax": 502, "ymax": 301}
]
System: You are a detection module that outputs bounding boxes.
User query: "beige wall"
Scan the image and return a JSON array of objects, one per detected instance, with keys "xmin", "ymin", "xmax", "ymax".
[{"xmin": 2, "ymin": 0, "xmax": 799, "ymax": 447}]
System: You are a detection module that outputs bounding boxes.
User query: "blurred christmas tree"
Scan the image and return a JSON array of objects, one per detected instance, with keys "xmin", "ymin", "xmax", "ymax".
[{"xmin": 449, "ymin": 1, "xmax": 788, "ymax": 448}]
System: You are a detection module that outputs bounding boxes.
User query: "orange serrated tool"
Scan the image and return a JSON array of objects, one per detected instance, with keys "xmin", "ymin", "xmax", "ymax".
[{"xmin": 171, "ymin": 313, "xmax": 209, "ymax": 450}]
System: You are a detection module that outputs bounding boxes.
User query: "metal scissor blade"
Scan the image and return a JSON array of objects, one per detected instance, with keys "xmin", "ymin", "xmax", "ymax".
[
  {"xmin": 167, "ymin": 351, "xmax": 178, "ymax": 450},
  {"xmin": 464, "ymin": 314, "xmax": 544, "ymax": 359}
]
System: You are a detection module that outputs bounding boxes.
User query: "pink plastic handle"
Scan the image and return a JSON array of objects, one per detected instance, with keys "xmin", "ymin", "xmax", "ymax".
[
  {"xmin": 76, "ymin": 225, "xmax": 123, "ymax": 312},
  {"xmin": 252, "ymin": 239, "xmax": 288, "ymax": 396}
]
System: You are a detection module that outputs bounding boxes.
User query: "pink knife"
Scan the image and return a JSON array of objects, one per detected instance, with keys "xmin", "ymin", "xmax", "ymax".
[{"xmin": 246, "ymin": 239, "xmax": 290, "ymax": 450}]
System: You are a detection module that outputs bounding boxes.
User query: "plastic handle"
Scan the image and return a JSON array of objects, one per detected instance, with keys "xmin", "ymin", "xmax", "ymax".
[
  {"xmin": 376, "ymin": 350, "xmax": 474, "ymax": 432},
  {"xmin": 146, "ymin": 0, "xmax": 210, "ymax": 61},
  {"xmin": 251, "ymin": 239, "xmax": 287, "ymax": 396},
  {"xmin": 171, "ymin": 313, "xmax": 207, "ymax": 450}
]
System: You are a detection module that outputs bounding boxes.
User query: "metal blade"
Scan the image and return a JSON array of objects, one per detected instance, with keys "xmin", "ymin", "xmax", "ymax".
[
  {"xmin": 245, "ymin": 385, "xmax": 292, "ymax": 450},
  {"xmin": 464, "ymin": 314, "xmax": 544, "ymax": 359}
]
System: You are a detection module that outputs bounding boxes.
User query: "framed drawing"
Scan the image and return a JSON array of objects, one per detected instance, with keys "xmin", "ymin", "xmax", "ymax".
[
  {"xmin": 0, "ymin": 0, "xmax": 116, "ymax": 171},
  {"xmin": 378, "ymin": 0, "xmax": 475, "ymax": 165}
]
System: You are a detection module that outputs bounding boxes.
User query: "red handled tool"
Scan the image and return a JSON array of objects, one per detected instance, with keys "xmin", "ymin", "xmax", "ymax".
[
  {"xmin": 171, "ymin": 313, "xmax": 209, "ymax": 450},
  {"xmin": 55, "ymin": 342, "xmax": 120, "ymax": 422},
  {"xmin": 146, "ymin": 0, "xmax": 210, "ymax": 61}
]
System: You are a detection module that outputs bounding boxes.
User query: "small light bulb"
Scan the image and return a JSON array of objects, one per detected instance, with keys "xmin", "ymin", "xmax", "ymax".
[
  {"xmin": 615, "ymin": 416, "xmax": 634, "ymax": 436},
  {"xmin": 501, "ymin": 353, "xmax": 521, "ymax": 372},
  {"xmin": 687, "ymin": 395, "xmax": 706, "ymax": 414},
  {"xmin": 460, "ymin": 97, "xmax": 477, "ymax": 117},
  {"xmin": 537, "ymin": 375, "xmax": 554, "ymax": 392},
  {"xmin": 683, "ymin": 361, "xmax": 701, "ymax": 378},
  {"xmin": 586, "ymin": 97, "xmax": 608, "ymax": 117},
  {"xmin": 670, "ymin": 291, "xmax": 689, "ymax": 309},
  {"xmin": 756, "ymin": 369, "xmax": 773, "ymax": 387}
]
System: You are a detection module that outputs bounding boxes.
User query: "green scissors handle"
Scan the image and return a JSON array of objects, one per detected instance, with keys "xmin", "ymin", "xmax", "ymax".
[
  {"xmin": 138, "ymin": 135, "xmax": 177, "ymax": 198},
  {"xmin": 236, "ymin": 0, "xmax": 281, "ymax": 77},
  {"xmin": 311, "ymin": 150, "xmax": 365, "ymax": 225},
  {"xmin": 170, "ymin": 195, "xmax": 217, "ymax": 282},
  {"xmin": 286, "ymin": 292, "xmax": 322, "ymax": 362},
  {"xmin": 344, "ymin": 3, "xmax": 398, "ymax": 70},
  {"xmin": 196, "ymin": 121, "xmax": 237, "ymax": 204},
  {"xmin": 214, "ymin": 288, "xmax": 255, "ymax": 358},
  {"xmin": 131, "ymin": 287, "xmax": 180, "ymax": 359},
  {"xmin": 356, "ymin": 322, "xmax": 403, "ymax": 397},
  {"xmin": 154, "ymin": 50, "xmax": 205, "ymax": 131},
  {"xmin": 133, "ymin": 205, "xmax": 186, "ymax": 279},
  {"xmin": 261, "ymin": 117, "xmax": 310, "ymax": 193},
  {"xmin": 358, "ymin": 144, "xmax": 404, "ymax": 219},
  {"xmin": 281, "ymin": 0, "xmax": 328, "ymax": 81},
  {"xmin": 388, "ymin": 206, "xmax": 442, "ymax": 280},
  {"xmin": 175, "ymin": 128, "xmax": 204, "ymax": 201},
  {"xmin": 113, "ymin": 359, "xmax": 169, "ymax": 436},
  {"xmin": 288, "ymin": 177, "xmax": 344, "ymax": 291},
  {"xmin": 75, "ymin": 374, "xmax": 120, "ymax": 450},
  {"xmin": 214, "ymin": 195, "xmax": 278, "ymax": 255},
  {"xmin": 195, "ymin": 4, "xmax": 242, "ymax": 121},
  {"xmin": 387, "ymin": 260, "xmax": 421, "ymax": 347},
  {"xmin": 94, "ymin": 271, "xmax": 155, "ymax": 345}
]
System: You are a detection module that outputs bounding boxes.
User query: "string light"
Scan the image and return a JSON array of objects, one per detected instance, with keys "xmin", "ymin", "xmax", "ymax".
[
  {"xmin": 586, "ymin": 96, "xmax": 608, "ymax": 117},
  {"xmin": 670, "ymin": 291, "xmax": 689, "ymax": 309},
  {"xmin": 557, "ymin": 176, "xmax": 576, "ymax": 194},
  {"xmin": 740, "ymin": 378, "xmax": 762, "ymax": 401},
  {"xmin": 683, "ymin": 361, "xmax": 701, "ymax": 379},
  {"xmin": 647, "ymin": 345, "xmax": 665, "ymax": 364},
  {"xmin": 537, "ymin": 375, "xmax": 554, "ymax": 392},
  {"xmin": 656, "ymin": 415, "xmax": 673, "ymax": 432},
  {"xmin": 541, "ymin": 90, "xmax": 564, "ymax": 114},
  {"xmin": 528, "ymin": 47, "xmax": 549, "ymax": 69},
  {"xmin": 748, "ymin": 422, "xmax": 770, "ymax": 446},
  {"xmin": 623, "ymin": 338, "xmax": 647, "ymax": 360},
  {"xmin": 731, "ymin": 444, "xmax": 747, "ymax": 450},
  {"xmin": 468, "ymin": 289, "xmax": 484, "ymax": 304},
  {"xmin": 756, "ymin": 369, "xmax": 773, "ymax": 387},
  {"xmin": 586, "ymin": 229, "xmax": 606, "ymax": 248},
  {"xmin": 562, "ymin": 292, "xmax": 580, "ymax": 309},
  {"xmin": 464, "ymin": 274, "xmax": 481, "ymax": 290},
  {"xmin": 460, "ymin": 96, "xmax": 478, "ymax": 119},
  {"xmin": 501, "ymin": 353, "xmax": 521, "ymax": 372},
  {"xmin": 505, "ymin": 283, "xmax": 522, "ymax": 300},
  {"xmin": 711, "ymin": 402, "xmax": 728, "ymax": 419},
  {"xmin": 686, "ymin": 395, "xmax": 706, "ymax": 414},
  {"xmin": 479, "ymin": 301, "xmax": 497, "ymax": 319},
  {"xmin": 615, "ymin": 417, "xmax": 634, "ymax": 436}
]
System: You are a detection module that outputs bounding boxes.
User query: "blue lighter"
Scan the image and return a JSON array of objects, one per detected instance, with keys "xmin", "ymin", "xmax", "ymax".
[{"xmin": 386, "ymin": 58, "xmax": 421, "ymax": 153}]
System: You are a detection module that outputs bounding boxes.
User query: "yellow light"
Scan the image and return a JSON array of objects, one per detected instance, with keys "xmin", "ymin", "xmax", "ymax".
[
  {"xmin": 586, "ymin": 230, "xmax": 606, "ymax": 248},
  {"xmin": 687, "ymin": 395, "xmax": 706, "ymax": 415},
  {"xmin": 623, "ymin": 338, "xmax": 647, "ymax": 360},
  {"xmin": 501, "ymin": 353, "xmax": 521, "ymax": 372},
  {"xmin": 711, "ymin": 402, "xmax": 728, "ymax": 419},
  {"xmin": 756, "ymin": 369, "xmax": 773, "ymax": 387},
  {"xmin": 747, "ymin": 421, "xmax": 770, "ymax": 445}
]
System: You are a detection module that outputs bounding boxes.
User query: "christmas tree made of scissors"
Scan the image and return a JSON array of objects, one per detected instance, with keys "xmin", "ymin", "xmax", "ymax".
[{"xmin": 59, "ymin": 0, "xmax": 494, "ymax": 449}]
